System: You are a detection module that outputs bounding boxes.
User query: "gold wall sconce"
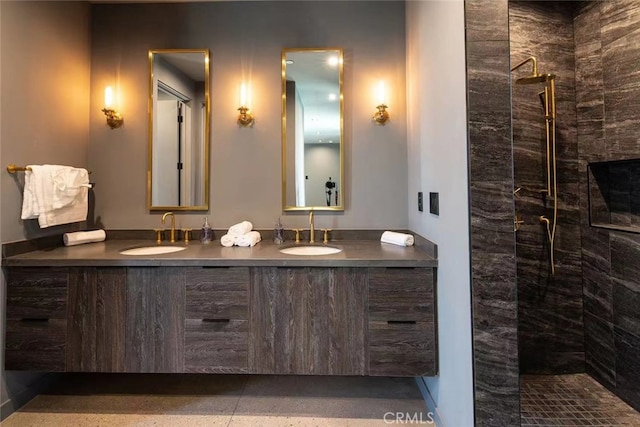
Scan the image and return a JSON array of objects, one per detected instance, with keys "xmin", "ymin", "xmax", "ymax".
[
  {"xmin": 237, "ymin": 83, "xmax": 254, "ymax": 127},
  {"xmin": 372, "ymin": 80, "xmax": 389, "ymax": 125},
  {"xmin": 102, "ymin": 86, "xmax": 123, "ymax": 129}
]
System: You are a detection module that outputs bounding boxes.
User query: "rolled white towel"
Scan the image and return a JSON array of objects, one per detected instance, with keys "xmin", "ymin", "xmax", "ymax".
[
  {"xmin": 236, "ymin": 231, "xmax": 262, "ymax": 247},
  {"xmin": 63, "ymin": 229, "xmax": 106, "ymax": 247},
  {"xmin": 228, "ymin": 220, "xmax": 253, "ymax": 237},
  {"xmin": 220, "ymin": 233, "xmax": 236, "ymax": 247},
  {"xmin": 380, "ymin": 231, "xmax": 414, "ymax": 247}
]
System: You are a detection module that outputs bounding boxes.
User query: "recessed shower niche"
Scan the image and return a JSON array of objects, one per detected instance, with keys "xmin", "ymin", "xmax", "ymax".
[{"xmin": 588, "ymin": 159, "xmax": 640, "ymax": 233}]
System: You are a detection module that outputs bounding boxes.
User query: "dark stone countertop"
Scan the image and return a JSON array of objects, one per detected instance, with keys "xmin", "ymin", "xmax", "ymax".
[{"xmin": 1, "ymin": 238, "xmax": 437, "ymax": 268}]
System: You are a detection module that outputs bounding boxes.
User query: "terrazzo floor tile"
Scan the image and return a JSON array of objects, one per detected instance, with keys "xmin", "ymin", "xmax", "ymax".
[{"xmin": 2, "ymin": 374, "xmax": 433, "ymax": 427}]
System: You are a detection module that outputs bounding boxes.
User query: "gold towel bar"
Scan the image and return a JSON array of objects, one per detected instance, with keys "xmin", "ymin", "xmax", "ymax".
[{"xmin": 6, "ymin": 164, "xmax": 91, "ymax": 174}]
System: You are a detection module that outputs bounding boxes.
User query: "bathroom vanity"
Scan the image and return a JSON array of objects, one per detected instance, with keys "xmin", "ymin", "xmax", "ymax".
[{"xmin": 2, "ymin": 238, "xmax": 437, "ymax": 377}]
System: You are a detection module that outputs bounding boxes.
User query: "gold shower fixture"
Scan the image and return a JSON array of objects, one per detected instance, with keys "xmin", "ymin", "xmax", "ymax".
[{"xmin": 511, "ymin": 55, "xmax": 558, "ymax": 276}]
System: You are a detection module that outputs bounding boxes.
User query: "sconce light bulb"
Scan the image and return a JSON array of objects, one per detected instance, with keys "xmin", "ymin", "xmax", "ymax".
[
  {"xmin": 102, "ymin": 86, "xmax": 123, "ymax": 129},
  {"xmin": 240, "ymin": 83, "xmax": 246, "ymax": 107},
  {"xmin": 105, "ymin": 86, "xmax": 114, "ymax": 108},
  {"xmin": 372, "ymin": 81, "xmax": 389, "ymax": 125},
  {"xmin": 238, "ymin": 83, "xmax": 254, "ymax": 127},
  {"xmin": 377, "ymin": 81, "xmax": 386, "ymax": 106}
]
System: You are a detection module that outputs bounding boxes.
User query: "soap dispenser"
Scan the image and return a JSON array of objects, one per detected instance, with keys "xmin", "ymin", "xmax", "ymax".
[
  {"xmin": 273, "ymin": 218, "xmax": 285, "ymax": 244},
  {"xmin": 201, "ymin": 217, "xmax": 212, "ymax": 244}
]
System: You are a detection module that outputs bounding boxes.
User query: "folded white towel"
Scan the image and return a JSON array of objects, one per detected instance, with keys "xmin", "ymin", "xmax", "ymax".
[
  {"xmin": 381, "ymin": 231, "xmax": 414, "ymax": 247},
  {"xmin": 228, "ymin": 220, "xmax": 253, "ymax": 237},
  {"xmin": 52, "ymin": 167, "xmax": 90, "ymax": 209},
  {"xmin": 220, "ymin": 233, "xmax": 236, "ymax": 247},
  {"xmin": 236, "ymin": 231, "xmax": 262, "ymax": 247},
  {"xmin": 63, "ymin": 229, "xmax": 106, "ymax": 247}
]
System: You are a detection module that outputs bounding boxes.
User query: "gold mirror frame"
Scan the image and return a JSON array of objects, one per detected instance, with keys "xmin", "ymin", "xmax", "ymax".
[
  {"xmin": 147, "ymin": 49, "xmax": 210, "ymax": 211},
  {"xmin": 281, "ymin": 48, "xmax": 345, "ymax": 212}
]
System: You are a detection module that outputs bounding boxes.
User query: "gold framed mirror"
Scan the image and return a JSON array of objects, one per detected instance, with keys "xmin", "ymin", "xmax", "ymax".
[
  {"xmin": 148, "ymin": 49, "xmax": 210, "ymax": 211},
  {"xmin": 282, "ymin": 48, "xmax": 344, "ymax": 211}
]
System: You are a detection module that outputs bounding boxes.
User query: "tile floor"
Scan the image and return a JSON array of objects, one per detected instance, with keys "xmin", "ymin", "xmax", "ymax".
[
  {"xmin": 2, "ymin": 374, "xmax": 435, "ymax": 427},
  {"xmin": 521, "ymin": 373, "xmax": 640, "ymax": 426}
]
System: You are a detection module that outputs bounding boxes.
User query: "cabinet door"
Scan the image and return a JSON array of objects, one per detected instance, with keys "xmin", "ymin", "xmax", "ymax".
[
  {"xmin": 66, "ymin": 267, "xmax": 126, "ymax": 372},
  {"xmin": 125, "ymin": 267, "xmax": 185, "ymax": 373},
  {"xmin": 368, "ymin": 268, "xmax": 437, "ymax": 376},
  {"xmin": 184, "ymin": 267, "xmax": 249, "ymax": 373},
  {"xmin": 250, "ymin": 267, "xmax": 368, "ymax": 375},
  {"xmin": 5, "ymin": 268, "xmax": 68, "ymax": 371}
]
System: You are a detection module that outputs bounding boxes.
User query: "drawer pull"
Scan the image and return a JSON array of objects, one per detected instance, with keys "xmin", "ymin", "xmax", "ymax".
[
  {"xmin": 20, "ymin": 318, "xmax": 50, "ymax": 322},
  {"xmin": 387, "ymin": 320, "xmax": 416, "ymax": 325},
  {"xmin": 202, "ymin": 318, "xmax": 231, "ymax": 323}
]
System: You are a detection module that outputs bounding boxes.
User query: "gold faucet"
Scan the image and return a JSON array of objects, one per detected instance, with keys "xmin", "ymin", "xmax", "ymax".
[
  {"xmin": 162, "ymin": 212, "xmax": 176, "ymax": 243},
  {"xmin": 309, "ymin": 211, "xmax": 315, "ymax": 243}
]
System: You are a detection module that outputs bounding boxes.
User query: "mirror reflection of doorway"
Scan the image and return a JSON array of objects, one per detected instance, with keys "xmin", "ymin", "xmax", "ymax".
[{"xmin": 153, "ymin": 82, "xmax": 192, "ymax": 206}]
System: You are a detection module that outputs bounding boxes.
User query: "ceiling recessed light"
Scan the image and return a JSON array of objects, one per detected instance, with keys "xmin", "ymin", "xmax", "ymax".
[
  {"xmin": 286, "ymin": 59, "xmax": 294, "ymax": 64},
  {"xmin": 328, "ymin": 93, "xmax": 337, "ymax": 101},
  {"xmin": 328, "ymin": 57, "xmax": 339, "ymax": 66}
]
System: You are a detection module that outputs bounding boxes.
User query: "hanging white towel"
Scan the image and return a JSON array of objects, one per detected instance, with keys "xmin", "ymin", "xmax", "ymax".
[
  {"xmin": 20, "ymin": 166, "xmax": 40, "ymax": 220},
  {"xmin": 228, "ymin": 220, "xmax": 253, "ymax": 237},
  {"xmin": 380, "ymin": 231, "xmax": 415, "ymax": 247},
  {"xmin": 52, "ymin": 167, "xmax": 90, "ymax": 209},
  {"xmin": 236, "ymin": 231, "xmax": 262, "ymax": 247},
  {"xmin": 23, "ymin": 164, "xmax": 89, "ymax": 228}
]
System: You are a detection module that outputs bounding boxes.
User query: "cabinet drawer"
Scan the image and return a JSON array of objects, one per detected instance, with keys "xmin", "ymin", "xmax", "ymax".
[
  {"xmin": 6, "ymin": 268, "xmax": 68, "ymax": 319},
  {"xmin": 368, "ymin": 268, "xmax": 434, "ymax": 322},
  {"xmin": 368, "ymin": 321, "xmax": 436, "ymax": 376},
  {"xmin": 184, "ymin": 319, "xmax": 248, "ymax": 373},
  {"xmin": 5, "ymin": 319, "xmax": 66, "ymax": 371},
  {"xmin": 185, "ymin": 268, "xmax": 249, "ymax": 320}
]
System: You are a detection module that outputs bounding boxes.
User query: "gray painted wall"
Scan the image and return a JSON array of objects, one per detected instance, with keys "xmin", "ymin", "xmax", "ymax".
[
  {"xmin": 406, "ymin": 1, "xmax": 473, "ymax": 426},
  {"xmin": 88, "ymin": 1, "xmax": 408, "ymax": 231},
  {"xmin": 0, "ymin": 0, "xmax": 91, "ymax": 419}
]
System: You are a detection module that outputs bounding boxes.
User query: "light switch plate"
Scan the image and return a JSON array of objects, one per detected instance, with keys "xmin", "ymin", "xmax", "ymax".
[
  {"xmin": 418, "ymin": 192, "xmax": 423, "ymax": 212},
  {"xmin": 429, "ymin": 192, "xmax": 439, "ymax": 216}
]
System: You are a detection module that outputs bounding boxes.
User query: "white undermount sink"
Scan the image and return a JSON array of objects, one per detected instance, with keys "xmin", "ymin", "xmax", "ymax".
[
  {"xmin": 119, "ymin": 245, "xmax": 187, "ymax": 256},
  {"xmin": 279, "ymin": 245, "xmax": 342, "ymax": 256}
]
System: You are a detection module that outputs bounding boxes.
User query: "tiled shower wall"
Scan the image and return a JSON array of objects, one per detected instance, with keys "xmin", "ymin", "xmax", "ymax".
[
  {"xmin": 465, "ymin": 0, "xmax": 520, "ymax": 425},
  {"xmin": 575, "ymin": 1, "xmax": 640, "ymax": 411},
  {"xmin": 466, "ymin": 0, "xmax": 640, "ymax": 423},
  {"xmin": 509, "ymin": 2, "xmax": 584, "ymax": 374}
]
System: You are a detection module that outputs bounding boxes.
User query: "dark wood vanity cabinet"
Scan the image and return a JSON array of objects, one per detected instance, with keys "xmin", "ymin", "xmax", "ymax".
[
  {"xmin": 184, "ymin": 267, "xmax": 250, "ymax": 373},
  {"xmin": 368, "ymin": 268, "xmax": 437, "ymax": 376},
  {"xmin": 67, "ymin": 267, "xmax": 126, "ymax": 372},
  {"xmin": 249, "ymin": 267, "xmax": 368, "ymax": 375},
  {"xmin": 125, "ymin": 267, "xmax": 185, "ymax": 373},
  {"xmin": 4, "ymin": 265, "xmax": 435, "ymax": 377},
  {"xmin": 5, "ymin": 268, "xmax": 69, "ymax": 371}
]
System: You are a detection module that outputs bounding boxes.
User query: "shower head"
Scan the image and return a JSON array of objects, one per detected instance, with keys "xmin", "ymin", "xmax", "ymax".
[{"xmin": 516, "ymin": 73, "xmax": 556, "ymax": 85}]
